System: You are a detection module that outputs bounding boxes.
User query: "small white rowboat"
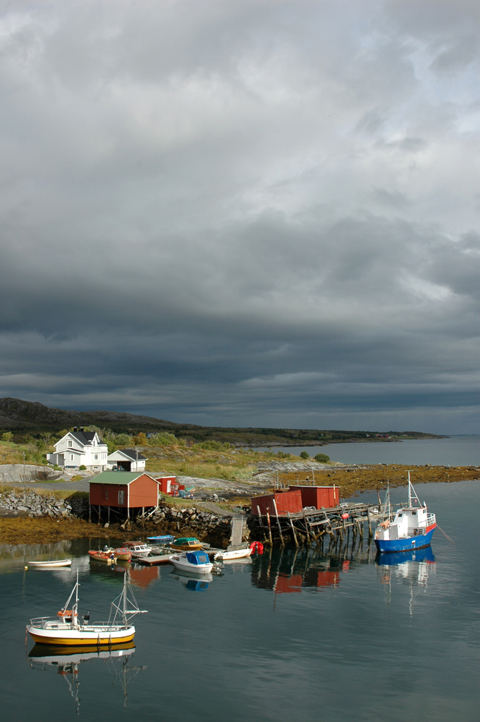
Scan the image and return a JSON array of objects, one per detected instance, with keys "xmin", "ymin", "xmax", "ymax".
[
  {"xmin": 213, "ymin": 547, "xmax": 252, "ymax": 561},
  {"xmin": 27, "ymin": 559, "xmax": 72, "ymax": 569}
]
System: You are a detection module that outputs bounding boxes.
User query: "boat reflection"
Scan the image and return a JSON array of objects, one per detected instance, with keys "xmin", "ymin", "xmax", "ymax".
[
  {"xmin": 28, "ymin": 641, "xmax": 142, "ymax": 715},
  {"xmin": 171, "ymin": 567, "xmax": 214, "ymax": 589},
  {"xmin": 376, "ymin": 546, "xmax": 436, "ymax": 614},
  {"xmin": 376, "ymin": 545, "xmax": 436, "ymax": 566}
]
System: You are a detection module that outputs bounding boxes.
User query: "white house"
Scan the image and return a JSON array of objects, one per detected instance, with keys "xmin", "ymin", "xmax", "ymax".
[
  {"xmin": 107, "ymin": 448, "xmax": 147, "ymax": 472},
  {"xmin": 47, "ymin": 428, "xmax": 108, "ymax": 470}
]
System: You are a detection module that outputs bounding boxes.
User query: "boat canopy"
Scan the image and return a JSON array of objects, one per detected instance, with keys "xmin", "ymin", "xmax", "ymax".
[
  {"xmin": 175, "ymin": 537, "xmax": 199, "ymax": 544},
  {"xmin": 186, "ymin": 551, "xmax": 210, "ymax": 565}
]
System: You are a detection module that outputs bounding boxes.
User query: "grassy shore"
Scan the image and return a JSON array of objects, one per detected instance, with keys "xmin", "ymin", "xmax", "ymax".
[{"xmin": 277, "ymin": 463, "xmax": 480, "ymax": 498}]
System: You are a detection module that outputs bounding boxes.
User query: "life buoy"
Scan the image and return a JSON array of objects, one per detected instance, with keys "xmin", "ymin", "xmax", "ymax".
[{"xmin": 250, "ymin": 541, "xmax": 264, "ymax": 555}]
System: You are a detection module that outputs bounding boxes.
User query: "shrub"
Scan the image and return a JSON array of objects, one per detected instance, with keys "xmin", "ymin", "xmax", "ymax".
[
  {"xmin": 315, "ymin": 453, "xmax": 330, "ymax": 463},
  {"xmin": 79, "ymin": 465, "xmax": 87, "ymax": 471},
  {"xmin": 300, "ymin": 451, "xmax": 310, "ymax": 459}
]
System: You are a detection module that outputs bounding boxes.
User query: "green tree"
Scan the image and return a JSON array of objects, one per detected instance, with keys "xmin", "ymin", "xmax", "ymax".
[
  {"xmin": 300, "ymin": 451, "xmax": 310, "ymax": 459},
  {"xmin": 314, "ymin": 453, "xmax": 330, "ymax": 463}
]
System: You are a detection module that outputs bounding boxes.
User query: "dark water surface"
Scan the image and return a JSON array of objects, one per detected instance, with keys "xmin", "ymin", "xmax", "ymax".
[
  {"xmin": 1, "ymin": 480, "xmax": 479, "ymax": 721},
  {"xmin": 260, "ymin": 434, "xmax": 480, "ymax": 465}
]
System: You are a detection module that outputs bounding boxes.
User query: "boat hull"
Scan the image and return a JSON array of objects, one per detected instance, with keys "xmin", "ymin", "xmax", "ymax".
[
  {"xmin": 88, "ymin": 551, "xmax": 117, "ymax": 564},
  {"xmin": 27, "ymin": 624, "xmax": 135, "ymax": 646},
  {"xmin": 27, "ymin": 560, "xmax": 72, "ymax": 568},
  {"xmin": 214, "ymin": 548, "xmax": 252, "ymax": 561},
  {"xmin": 375, "ymin": 526, "xmax": 436, "ymax": 553},
  {"xmin": 169, "ymin": 555, "xmax": 213, "ymax": 574}
]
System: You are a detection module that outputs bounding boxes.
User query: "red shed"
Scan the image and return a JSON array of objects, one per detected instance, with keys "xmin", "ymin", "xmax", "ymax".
[
  {"xmin": 89, "ymin": 471, "xmax": 160, "ymax": 510},
  {"xmin": 156, "ymin": 476, "xmax": 183, "ymax": 496},
  {"xmin": 252, "ymin": 489, "xmax": 303, "ymax": 517},
  {"xmin": 289, "ymin": 485, "xmax": 339, "ymax": 509}
]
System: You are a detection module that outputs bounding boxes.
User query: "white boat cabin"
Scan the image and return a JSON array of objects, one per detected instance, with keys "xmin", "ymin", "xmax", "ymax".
[{"xmin": 377, "ymin": 506, "xmax": 431, "ymax": 541}]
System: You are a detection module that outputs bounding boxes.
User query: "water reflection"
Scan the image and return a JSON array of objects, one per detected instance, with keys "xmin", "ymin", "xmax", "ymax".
[
  {"xmin": 129, "ymin": 562, "xmax": 159, "ymax": 589},
  {"xmin": 376, "ymin": 546, "xmax": 436, "ymax": 614},
  {"xmin": 172, "ymin": 568, "xmax": 214, "ymax": 588},
  {"xmin": 28, "ymin": 641, "xmax": 142, "ymax": 716},
  {"xmin": 251, "ymin": 545, "xmax": 374, "ymax": 595}
]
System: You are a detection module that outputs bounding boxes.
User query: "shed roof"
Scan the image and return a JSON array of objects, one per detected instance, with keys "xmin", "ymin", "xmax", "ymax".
[
  {"xmin": 119, "ymin": 448, "xmax": 147, "ymax": 461},
  {"xmin": 89, "ymin": 471, "xmax": 157, "ymax": 486}
]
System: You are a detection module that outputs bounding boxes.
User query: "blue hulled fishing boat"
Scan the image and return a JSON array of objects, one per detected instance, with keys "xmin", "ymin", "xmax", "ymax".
[{"xmin": 374, "ymin": 472, "xmax": 437, "ymax": 553}]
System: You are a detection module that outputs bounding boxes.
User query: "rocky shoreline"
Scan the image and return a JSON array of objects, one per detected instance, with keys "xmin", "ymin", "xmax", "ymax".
[
  {"xmin": 0, "ymin": 487, "xmax": 237, "ymax": 546},
  {"xmin": 1, "ymin": 462, "xmax": 479, "ymax": 545}
]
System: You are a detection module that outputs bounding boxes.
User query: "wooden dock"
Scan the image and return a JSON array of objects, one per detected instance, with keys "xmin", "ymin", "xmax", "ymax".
[{"xmin": 249, "ymin": 501, "xmax": 387, "ymax": 548}]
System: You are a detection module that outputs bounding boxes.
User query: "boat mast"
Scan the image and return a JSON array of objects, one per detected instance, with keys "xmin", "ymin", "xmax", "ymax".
[
  {"xmin": 407, "ymin": 470, "xmax": 422, "ymax": 508},
  {"xmin": 74, "ymin": 570, "xmax": 79, "ymax": 624},
  {"xmin": 123, "ymin": 570, "xmax": 127, "ymax": 625},
  {"xmin": 383, "ymin": 482, "xmax": 391, "ymax": 518}
]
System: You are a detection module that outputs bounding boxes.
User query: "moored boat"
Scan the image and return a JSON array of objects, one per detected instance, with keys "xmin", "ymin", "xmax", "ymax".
[
  {"xmin": 124, "ymin": 541, "xmax": 152, "ymax": 558},
  {"xmin": 171, "ymin": 537, "xmax": 203, "ymax": 551},
  {"xmin": 375, "ymin": 472, "xmax": 437, "ymax": 553},
  {"xmin": 146, "ymin": 534, "xmax": 175, "ymax": 544},
  {"xmin": 169, "ymin": 550, "xmax": 213, "ymax": 574},
  {"xmin": 88, "ymin": 550, "xmax": 117, "ymax": 565},
  {"xmin": 214, "ymin": 546, "xmax": 252, "ymax": 561},
  {"xmin": 26, "ymin": 571, "xmax": 147, "ymax": 646},
  {"xmin": 27, "ymin": 559, "xmax": 72, "ymax": 569},
  {"xmin": 110, "ymin": 547, "xmax": 132, "ymax": 561}
]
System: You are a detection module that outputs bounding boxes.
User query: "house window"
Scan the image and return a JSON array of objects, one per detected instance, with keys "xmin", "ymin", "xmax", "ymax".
[
  {"xmin": 118, "ymin": 490, "xmax": 125, "ymax": 505},
  {"xmin": 94, "ymin": 454, "xmax": 98, "ymax": 460},
  {"xmin": 70, "ymin": 454, "xmax": 74, "ymax": 460},
  {"xmin": 68, "ymin": 441, "xmax": 72, "ymax": 448}
]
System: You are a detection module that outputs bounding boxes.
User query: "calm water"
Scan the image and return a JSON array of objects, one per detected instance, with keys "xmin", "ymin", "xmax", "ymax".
[
  {"xmin": 0, "ymin": 480, "xmax": 479, "ymax": 721},
  {"xmin": 260, "ymin": 434, "xmax": 480, "ymax": 465}
]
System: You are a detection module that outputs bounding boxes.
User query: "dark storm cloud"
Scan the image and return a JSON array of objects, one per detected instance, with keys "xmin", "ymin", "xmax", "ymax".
[{"xmin": 0, "ymin": 0, "xmax": 479, "ymax": 433}]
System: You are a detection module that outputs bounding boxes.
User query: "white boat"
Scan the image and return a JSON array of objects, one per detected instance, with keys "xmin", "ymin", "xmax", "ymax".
[
  {"xmin": 214, "ymin": 547, "xmax": 252, "ymax": 561},
  {"xmin": 124, "ymin": 541, "xmax": 152, "ymax": 558},
  {"xmin": 169, "ymin": 550, "xmax": 213, "ymax": 575},
  {"xmin": 375, "ymin": 472, "xmax": 437, "ymax": 554},
  {"xmin": 27, "ymin": 559, "xmax": 72, "ymax": 569},
  {"xmin": 26, "ymin": 571, "xmax": 147, "ymax": 646}
]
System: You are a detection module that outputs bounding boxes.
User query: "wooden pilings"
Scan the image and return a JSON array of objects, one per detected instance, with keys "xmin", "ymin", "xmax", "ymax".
[{"xmin": 252, "ymin": 502, "xmax": 384, "ymax": 549}]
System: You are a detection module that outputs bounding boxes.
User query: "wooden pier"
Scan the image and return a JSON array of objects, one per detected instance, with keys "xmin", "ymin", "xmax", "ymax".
[{"xmin": 249, "ymin": 502, "xmax": 386, "ymax": 549}]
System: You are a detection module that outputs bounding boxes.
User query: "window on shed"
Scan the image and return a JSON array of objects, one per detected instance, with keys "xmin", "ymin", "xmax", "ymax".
[{"xmin": 118, "ymin": 490, "xmax": 125, "ymax": 505}]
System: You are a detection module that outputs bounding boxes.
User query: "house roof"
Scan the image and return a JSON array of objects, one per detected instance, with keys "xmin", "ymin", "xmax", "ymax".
[
  {"xmin": 89, "ymin": 471, "xmax": 157, "ymax": 486},
  {"xmin": 70, "ymin": 430, "xmax": 97, "ymax": 445},
  {"xmin": 119, "ymin": 448, "xmax": 147, "ymax": 461}
]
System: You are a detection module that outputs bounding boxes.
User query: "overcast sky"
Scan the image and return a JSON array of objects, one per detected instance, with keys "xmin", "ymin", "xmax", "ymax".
[{"xmin": 1, "ymin": 0, "xmax": 479, "ymax": 435}]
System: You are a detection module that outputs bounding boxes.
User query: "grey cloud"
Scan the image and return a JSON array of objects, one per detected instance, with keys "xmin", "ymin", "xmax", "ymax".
[{"xmin": 0, "ymin": 1, "xmax": 479, "ymax": 434}]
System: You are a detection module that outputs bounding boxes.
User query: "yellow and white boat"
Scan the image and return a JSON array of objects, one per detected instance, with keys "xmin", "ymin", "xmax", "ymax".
[{"xmin": 26, "ymin": 571, "xmax": 147, "ymax": 646}]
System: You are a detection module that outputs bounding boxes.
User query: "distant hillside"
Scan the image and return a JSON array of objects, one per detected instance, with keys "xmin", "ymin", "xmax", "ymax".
[{"xmin": 0, "ymin": 397, "xmax": 444, "ymax": 444}]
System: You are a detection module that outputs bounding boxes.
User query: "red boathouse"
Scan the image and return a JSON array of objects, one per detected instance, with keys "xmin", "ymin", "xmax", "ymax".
[
  {"xmin": 89, "ymin": 471, "xmax": 161, "ymax": 522},
  {"xmin": 251, "ymin": 485, "xmax": 339, "ymax": 517}
]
